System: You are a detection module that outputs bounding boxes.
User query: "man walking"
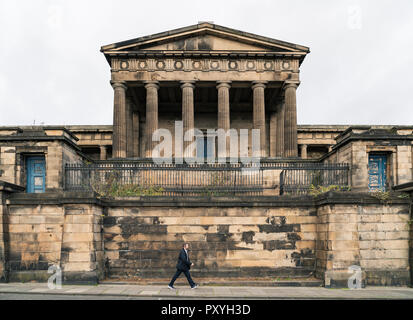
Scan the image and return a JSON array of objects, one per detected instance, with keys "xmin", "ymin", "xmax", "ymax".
[{"xmin": 168, "ymin": 243, "xmax": 198, "ymax": 289}]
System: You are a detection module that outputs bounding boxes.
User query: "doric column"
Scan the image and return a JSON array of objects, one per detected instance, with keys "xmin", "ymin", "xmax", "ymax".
[
  {"xmin": 145, "ymin": 81, "xmax": 159, "ymax": 158},
  {"xmin": 284, "ymin": 83, "xmax": 298, "ymax": 157},
  {"xmin": 300, "ymin": 144, "xmax": 308, "ymax": 159},
  {"xmin": 276, "ymin": 101, "xmax": 285, "ymax": 157},
  {"xmin": 125, "ymin": 96, "xmax": 134, "ymax": 157},
  {"xmin": 252, "ymin": 81, "xmax": 267, "ymax": 157},
  {"xmin": 181, "ymin": 81, "xmax": 195, "ymax": 157},
  {"xmin": 99, "ymin": 145, "xmax": 107, "ymax": 160},
  {"xmin": 269, "ymin": 112, "xmax": 277, "ymax": 157},
  {"xmin": 217, "ymin": 81, "xmax": 231, "ymax": 158},
  {"xmin": 132, "ymin": 111, "xmax": 140, "ymax": 157},
  {"xmin": 111, "ymin": 81, "xmax": 127, "ymax": 158}
]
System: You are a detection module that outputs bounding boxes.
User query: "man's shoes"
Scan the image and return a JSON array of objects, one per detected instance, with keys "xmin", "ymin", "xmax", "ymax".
[
  {"xmin": 191, "ymin": 284, "xmax": 198, "ymax": 289},
  {"xmin": 168, "ymin": 285, "xmax": 176, "ymax": 290}
]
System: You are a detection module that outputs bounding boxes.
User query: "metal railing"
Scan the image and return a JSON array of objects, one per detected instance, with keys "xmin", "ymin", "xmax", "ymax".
[
  {"xmin": 64, "ymin": 161, "xmax": 265, "ymax": 196},
  {"xmin": 64, "ymin": 160, "xmax": 350, "ymax": 197},
  {"xmin": 279, "ymin": 163, "xmax": 350, "ymax": 195}
]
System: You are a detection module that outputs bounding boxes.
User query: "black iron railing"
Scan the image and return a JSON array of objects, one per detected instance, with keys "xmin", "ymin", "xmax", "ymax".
[
  {"xmin": 64, "ymin": 161, "xmax": 265, "ymax": 196},
  {"xmin": 64, "ymin": 160, "xmax": 350, "ymax": 196},
  {"xmin": 279, "ymin": 163, "xmax": 350, "ymax": 195}
]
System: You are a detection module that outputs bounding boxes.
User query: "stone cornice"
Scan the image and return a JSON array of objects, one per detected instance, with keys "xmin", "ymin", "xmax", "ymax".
[
  {"xmin": 0, "ymin": 181, "xmax": 25, "ymax": 193},
  {"xmin": 0, "ymin": 136, "xmax": 81, "ymax": 152}
]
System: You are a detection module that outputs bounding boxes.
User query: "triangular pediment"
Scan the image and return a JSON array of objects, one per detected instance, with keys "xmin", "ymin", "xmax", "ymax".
[
  {"xmin": 137, "ymin": 34, "xmax": 280, "ymax": 51},
  {"xmin": 101, "ymin": 23, "xmax": 310, "ymax": 54}
]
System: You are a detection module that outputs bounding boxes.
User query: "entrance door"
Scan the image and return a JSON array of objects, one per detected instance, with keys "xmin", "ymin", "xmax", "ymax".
[
  {"xmin": 26, "ymin": 156, "xmax": 46, "ymax": 193},
  {"xmin": 368, "ymin": 154, "xmax": 387, "ymax": 191}
]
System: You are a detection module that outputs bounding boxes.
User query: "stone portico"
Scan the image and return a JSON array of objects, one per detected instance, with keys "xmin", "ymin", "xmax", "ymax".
[{"xmin": 101, "ymin": 23, "xmax": 309, "ymax": 159}]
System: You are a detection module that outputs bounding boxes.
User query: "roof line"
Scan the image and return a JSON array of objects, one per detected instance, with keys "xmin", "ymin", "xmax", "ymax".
[{"xmin": 100, "ymin": 23, "xmax": 310, "ymax": 53}]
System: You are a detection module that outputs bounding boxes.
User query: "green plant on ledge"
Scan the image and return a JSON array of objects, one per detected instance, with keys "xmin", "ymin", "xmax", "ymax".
[
  {"xmin": 397, "ymin": 193, "xmax": 410, "ymax": 199},
  {"xmin": 107, "ymin": 184, "xmax": 164, "ymax": 197},
  {"xmin": 307, "ymin": 184, "xmax": 350, "ymax": 197},
  {"xmin": 370, "ymin": 190, "xmax": 391, "ymax": 204},
  {"xmin": 90, "ymin": 174, "xmax": 164, "ymax": 198}
]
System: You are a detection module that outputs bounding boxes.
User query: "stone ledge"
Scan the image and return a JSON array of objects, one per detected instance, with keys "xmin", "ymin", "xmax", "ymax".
[
  {"xmin": 6, "ymin": 191, "xmax": 410, "ymax": 208},
  {"xmin": 0, "ymin": 181, "xmax": 25, "ymax": 193}
]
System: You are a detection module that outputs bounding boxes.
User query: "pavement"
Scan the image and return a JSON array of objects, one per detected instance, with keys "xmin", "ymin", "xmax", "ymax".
[{"xmin": 0, "ymin": 282, "xmax": 413, "ymax": 299}]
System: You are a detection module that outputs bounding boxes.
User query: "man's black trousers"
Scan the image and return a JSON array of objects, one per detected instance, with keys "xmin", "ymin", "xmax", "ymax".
[{"xmin": 169, "ymin": 269, "xmax": 195, "ymax": 287}]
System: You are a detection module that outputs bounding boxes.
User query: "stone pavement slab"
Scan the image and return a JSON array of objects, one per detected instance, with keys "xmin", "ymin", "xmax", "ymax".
[{"xmin": 0, "ymin": 283, "xmax": 412, "ymax": 299}]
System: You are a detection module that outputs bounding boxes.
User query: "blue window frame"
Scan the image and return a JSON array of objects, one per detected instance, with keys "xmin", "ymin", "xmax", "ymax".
[
  {"xmin": 26, "ymin": 156, "xmax": 46, "ymax": 193},
  {"xmin": 368, "ymin": 154, "xmax": 387, "ymax": 191}
]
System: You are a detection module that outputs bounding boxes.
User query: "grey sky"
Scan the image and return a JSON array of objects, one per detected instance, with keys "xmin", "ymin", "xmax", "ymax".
[{"xmin": 0, "ymin": 0, "xmax": 412, "ymax": 126}]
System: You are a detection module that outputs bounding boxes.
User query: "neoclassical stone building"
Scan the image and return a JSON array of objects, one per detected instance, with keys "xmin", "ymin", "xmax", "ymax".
[
  {"xmin": 0, "ymin": 23, "xmax": 412, "ymax": 287},
  {"xmin": 102, "ymin": 22, "xmax": 308, "ymax": 159}
]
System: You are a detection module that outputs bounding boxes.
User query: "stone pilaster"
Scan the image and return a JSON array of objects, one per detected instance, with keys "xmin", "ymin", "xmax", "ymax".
[
  {"xmin": 300, "ymin": 144, "xmax": 308, "ymax": 159},
  {"xmin": 99, "ymin": 146, "xmax": 107, "ymax": 161},
  {"xmin": 181, "ymin": 81, "xmax": 195, "ymax": 157},
  {"xmin": 252, "ymin": 81, "xmax": 267, "ymax": 157},
  {"xmin": 0, "ymin": 189, "xmax": 7, "ymax": 282},
  {"xmin": 132, "ymin": 111, "xmax": 140, "ymax": 157},
  {"xmin": 269, "ymin": 112, "xmax": 277, "ymax": 157},
  {"xmin": 284, "ymin": 83, "xmax": 298, "ymax": 157},
  {"xmin": 276, "ymin": 102, "xmax": 285, "ymax": 157},
  {"xmin": 111, "ymin": 81, "xmax": 127, "ymax": 158},
  {"xmin": 217, "ymin": 81, "xmax": 231, "ymax": 158},
  {"xmin": 144, "ymin": 81, "xmax": 159, "ymax": 158},
  {"xmin": 125, "ymin": 96, "xmax": 134, "ymax": 158}
]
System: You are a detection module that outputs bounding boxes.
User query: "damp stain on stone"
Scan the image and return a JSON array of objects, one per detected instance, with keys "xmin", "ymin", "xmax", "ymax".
[
  {"xmin": 103, "ymin": 216, "xmax": 117, "ymax": 227},
  {"xmin": 258, "ymin": 224, "xmax": 300, "ymax": 233},
  {"xmin": 287, "ymin": 233, "xmax": 301, "ymax": 241},
  {"xmin": 291, "ymin": 249, "xmax": 315, "ymax": 267},
  {"xmin": 241, "ymin": 231, "xmax": 255, "ymax": 244},
  {"xmin": 263, "ymin": 240, "xmax": 296, "ymax": 251},
  {"xmin": 119, "ymin": 216, "xmax": 167, "ymax": 239}
]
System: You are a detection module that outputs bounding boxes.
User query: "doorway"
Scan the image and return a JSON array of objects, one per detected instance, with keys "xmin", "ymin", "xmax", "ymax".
[
  {"xmin": 368, "ymin": 154, "xmax": 387, "ymax": 191},
  {"xmin": 26, "ymin": 156, "xmax": 46, "ymax": 193}
]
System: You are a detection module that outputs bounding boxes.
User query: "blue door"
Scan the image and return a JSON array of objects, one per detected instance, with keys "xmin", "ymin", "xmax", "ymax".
[
  {"xmin": 368, "ymin": 154, "xmax": 387, "ymax": 191},
  {"xmin": 27, "ymin": 156, "xmax": 46, "ymax": 193}
]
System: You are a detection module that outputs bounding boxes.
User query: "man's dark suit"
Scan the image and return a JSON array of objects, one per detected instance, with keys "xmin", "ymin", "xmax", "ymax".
[{"xmin": 169, "ymin": 248, "xmax": 195, "ymax": 287}]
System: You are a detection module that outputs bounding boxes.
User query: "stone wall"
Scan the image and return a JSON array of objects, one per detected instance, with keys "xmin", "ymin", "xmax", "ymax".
[
  {"xmin": 103, "ymin": 202, "xmax": 317, "ymax": 279},
  {"xmin": 0, "ymin": 191, "xmax": 411, "ymax": 287},
  {"xmin": 316, "ymin": 198, "xmax": 411, "ymax": 287},
  {"xmin": 3, "ymin": 192, "xmax": 104, "ymax": 284}
]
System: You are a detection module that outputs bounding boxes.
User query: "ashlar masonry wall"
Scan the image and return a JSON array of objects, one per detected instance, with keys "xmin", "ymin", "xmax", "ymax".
[
  {"xmin": 0, "ymin": 190, "xmax": 411, "ymax": 287},
  {"xmin": 316, "ymin": 198, "xmax": 411, "ymax": 287},
  {"xmin": 103, "ymin": 203, "xmax": 317, "ymax": 279}
]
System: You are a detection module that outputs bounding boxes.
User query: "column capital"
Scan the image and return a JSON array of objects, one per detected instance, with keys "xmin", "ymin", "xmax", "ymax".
[
  {"xmin": 251, "ymin": 81, "xmax": 267, "ymax": 90},
  {"xmin": 216, "ymin": 81, "xmax": 231, "ymax": 89},
  {"xmin": 283, "ymin": 82, "xmax": 299, "ymax": 90},
  {"xmin": 180, "ymin": 81, "xmax": 196, "ymax": 89},
  {"xmin": 111, "ymin": 81, "xmax": 127, "ymax": 90},
  {"xmin": 144, "ymin": 81, "xmax": 160, "ymax": 90}
]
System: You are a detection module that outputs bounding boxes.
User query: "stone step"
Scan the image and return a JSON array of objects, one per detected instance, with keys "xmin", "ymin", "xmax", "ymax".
[{"xmin": 102, "ymin": 277, "xmax": 324, "ymax": 287}]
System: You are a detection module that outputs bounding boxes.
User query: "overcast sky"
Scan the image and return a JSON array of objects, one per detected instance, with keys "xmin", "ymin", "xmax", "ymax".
[{"xmin": 0, "ymin": 0, "xmax": 412, "ymax": 126}]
